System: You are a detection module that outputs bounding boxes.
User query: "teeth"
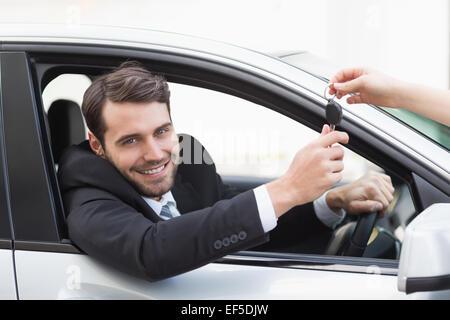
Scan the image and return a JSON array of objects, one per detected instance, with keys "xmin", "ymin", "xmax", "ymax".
[{"xmin": 140, "ymin": 164, "xmax": 165, "ymax": 175}]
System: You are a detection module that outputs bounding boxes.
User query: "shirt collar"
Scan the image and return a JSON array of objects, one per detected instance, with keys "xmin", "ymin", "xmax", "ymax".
[{"xmin": 142, "ymin": 191, "xmax": 177, "ymax": 214}]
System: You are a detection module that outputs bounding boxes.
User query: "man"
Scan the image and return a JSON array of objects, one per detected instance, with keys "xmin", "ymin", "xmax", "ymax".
[{"xmin": 58, "ymin": 62, "xmax": 394, "ymax": 281}]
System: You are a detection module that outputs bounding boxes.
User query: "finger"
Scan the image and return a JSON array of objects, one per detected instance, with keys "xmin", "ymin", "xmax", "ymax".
[
  {"xmin": 330, "ymin": 68, "xmax": 366, "ymax": 84},
  {"xmin": 326, "ymin": 145, "xmax": 345, "ymax": 160},
  {"xmin": 387, "ymin": 183, "xmax": 395, "ymax": 194},
  {"xmin": 380, "ymin": 176, "xmax": 395, "ymax": 199},
  {"xmin": 321, "ymin": 124, "xmax": 331, "ymax": 136},
  {"xmin": 348, "ymin": 200, "xmax": 383, "ymax": 213},
  {"xmin": 318, "ymin": 131, "xmax": 349, "ymax": 148},
  {"xmin": 367, "ymin": 182, "xmax": 390, "ymax": 208},
  {"xmin": 346, "ymin": 95, "xmax": 364, "ymax": 104},
  {"xmin": 328, "ymin": 83, "xmax": 339, "ymax": 96},
  {"xmin": 378, "ymin": 184, "xmax": 394, "ymax": 205},
  {"xmin": 336, "ymin": 91, "xmax": 346, "ymax": 99},
  {"xmin": 333, "ymin": 77, "xmax": 365, "ymax": 96},
  {"xmin": 363, "ymin": 181, "xmax": 390, "ymax": 209},
  {"xmin": 380, "ymin": 174, "xmax": 395, "ymax": 192},
  {"xmin": 373, "ymin": 175, "xmax": 394, "ymax": 202},
  {"xmin": 327, "ymin": 160, "xmax": 344, "ymax": 173},
  {"xmin": 373, "ymin": 190, "xmax": 390, "ymax": 209},
  {"xmin": 380, "ymin": 173, "xmax": 392, "ymax": 183},
  {"xmin": 328, "ymin": 172, "xmax": 343, "ymax": 185}
]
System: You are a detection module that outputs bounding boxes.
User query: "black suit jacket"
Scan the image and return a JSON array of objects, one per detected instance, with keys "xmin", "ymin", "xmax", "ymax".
[{"xmin": 58, "ymin": 137, "xmax": 331, "ymax": 281}]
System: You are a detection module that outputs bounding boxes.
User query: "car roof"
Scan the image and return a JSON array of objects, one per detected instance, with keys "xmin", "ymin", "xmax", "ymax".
[
  {"xmin": 1, "ymin": 23, "xmax": 448, "ymax": 178},
  {"xmin": 0, "ymin": 23, "xmax": 330, "ymax": 112}
]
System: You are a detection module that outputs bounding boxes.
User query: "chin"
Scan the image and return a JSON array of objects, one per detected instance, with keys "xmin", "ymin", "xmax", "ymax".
[
  {"xmin": 138, "ymin": 177, "xmax": 175, "ymax": 198},
  {"xmin": 124, "ymin": 162, "xmax": 178, "ymax": 198}
]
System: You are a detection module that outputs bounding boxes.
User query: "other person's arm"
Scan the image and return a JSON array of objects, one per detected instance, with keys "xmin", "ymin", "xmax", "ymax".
[{"xmin": 328, "ymin": 67, "xmax": 450, "ymax": 126}]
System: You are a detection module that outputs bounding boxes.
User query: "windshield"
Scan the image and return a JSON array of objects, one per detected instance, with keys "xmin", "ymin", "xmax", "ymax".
[{"xmin": 379, "ymin": 107, "xmax": 450, "ymax": 151}]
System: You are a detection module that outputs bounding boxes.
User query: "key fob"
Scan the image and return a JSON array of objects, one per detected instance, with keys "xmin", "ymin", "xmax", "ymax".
[{"xmin": 326, "ymin": 99, "xmax": 343, "ymax": 127}]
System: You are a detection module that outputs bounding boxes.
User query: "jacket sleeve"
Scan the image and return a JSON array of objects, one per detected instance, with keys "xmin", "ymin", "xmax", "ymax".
[
  {"xmin": 215, "ymin": 173, "xmax": 333, "ymax": 254},
  {"xmin": 66, "ymin": 188, "xmax": 269, "ymax": 282},
  {"xmin": 251, "ymin": 201, "xmax": 334, "ymax": 254}
]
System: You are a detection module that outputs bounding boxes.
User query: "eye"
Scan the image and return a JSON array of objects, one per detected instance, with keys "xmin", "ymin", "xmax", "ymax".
[
  {"xmin": 124, "ymin": 138, "xmax": 137, "ymax": 145},
  {"xmin": 156, "ymin": 128, "xmax": 168, "ymax": 135}
]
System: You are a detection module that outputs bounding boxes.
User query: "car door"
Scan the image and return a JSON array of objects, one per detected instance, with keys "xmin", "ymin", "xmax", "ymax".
[
  {"xmin": 0, "ymin": 54, "xmax": 17, "ymax": 300},
  {"xmin": 2, "ymin": 31, "xmax": 448, "ymax": 300}
]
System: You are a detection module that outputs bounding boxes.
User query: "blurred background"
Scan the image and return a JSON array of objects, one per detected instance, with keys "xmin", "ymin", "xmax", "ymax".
[
  {"xmin": 3, "ymin": 0, "xmax": 449, "ymax": 179},
  {"xmin": 2, "ymin": 0, "xmax": 448, "ymax": 88}
]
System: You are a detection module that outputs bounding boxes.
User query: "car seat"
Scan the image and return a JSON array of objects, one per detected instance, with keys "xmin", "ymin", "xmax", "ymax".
[{"xmin": 47, "ymin": 99, "xmax": 86, "ymax": 163}]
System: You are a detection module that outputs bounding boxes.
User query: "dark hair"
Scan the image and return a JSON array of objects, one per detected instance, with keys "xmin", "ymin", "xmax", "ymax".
[{"xmin": 82, "ymin": 61, "xmax": 171, "ymax": 145}]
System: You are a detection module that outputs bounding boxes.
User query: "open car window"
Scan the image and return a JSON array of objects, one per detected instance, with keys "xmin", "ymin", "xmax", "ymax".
[
  {"xmin": 43, "ymin": 73, "xmax": 417, "ymax": 262},
  {"xmin": 169, "ymin": 82, "xmax": 414, "ymax": 260}
]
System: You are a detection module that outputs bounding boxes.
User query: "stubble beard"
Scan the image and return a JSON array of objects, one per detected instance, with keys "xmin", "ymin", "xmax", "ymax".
[{"xmin": 105, "ymin": 151, "xmax": 179, "ymax": 199}]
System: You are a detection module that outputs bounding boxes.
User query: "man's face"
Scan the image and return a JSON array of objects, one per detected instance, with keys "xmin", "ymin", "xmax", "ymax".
[{"xmin": 94, "ymin": 100, "xmax": 179, "ymax": 200}]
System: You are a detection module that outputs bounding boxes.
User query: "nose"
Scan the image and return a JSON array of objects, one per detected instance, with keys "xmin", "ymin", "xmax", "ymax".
[{"xmin": 142, "ymin": 137, "xmax": 165, "ymax": 162}]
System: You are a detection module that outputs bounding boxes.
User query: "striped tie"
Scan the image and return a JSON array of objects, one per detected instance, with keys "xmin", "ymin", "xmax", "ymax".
[{"xmin": 160, "ymin": 204, "xmax": 174, "ymax": 219}]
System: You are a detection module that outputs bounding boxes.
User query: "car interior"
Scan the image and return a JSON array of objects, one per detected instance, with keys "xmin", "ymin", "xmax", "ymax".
[{"xmin": 40, "ymin": 68, "xmax": 420, "ymax": 263}]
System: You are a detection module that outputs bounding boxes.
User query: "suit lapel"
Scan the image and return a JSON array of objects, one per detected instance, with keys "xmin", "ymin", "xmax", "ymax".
[{"xmin": 171, "ymin": 173, "xmax": 203, "ymax": 214}]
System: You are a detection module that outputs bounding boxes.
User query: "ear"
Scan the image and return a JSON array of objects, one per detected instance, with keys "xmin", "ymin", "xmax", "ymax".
[{"xmin": 88, "ymin": 131, "xmax": 105, "ymax": 158}]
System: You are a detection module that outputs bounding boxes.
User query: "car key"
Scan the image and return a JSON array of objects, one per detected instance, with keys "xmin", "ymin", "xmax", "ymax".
[{"xmin": 326, "ymin": 94, "xmax": 343, "ymax": 132}]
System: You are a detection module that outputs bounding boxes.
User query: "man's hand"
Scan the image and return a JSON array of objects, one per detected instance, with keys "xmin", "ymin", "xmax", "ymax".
[
  {"xmin": 325, "ymin": 171, "xmax": 394, "ymax": 218},
  {"xmin": 266, "ymin": 125, "xmax": 349, "ymax": 217}
]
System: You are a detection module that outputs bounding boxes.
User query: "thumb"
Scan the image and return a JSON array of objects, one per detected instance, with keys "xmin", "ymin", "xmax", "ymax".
[
  {"xmin": 321, "ymin": 124, "xmax": 330, "ymax": 136},
  {"xmin": 334, "ymin": 77, "xmax": 365, "ymax": 95}
]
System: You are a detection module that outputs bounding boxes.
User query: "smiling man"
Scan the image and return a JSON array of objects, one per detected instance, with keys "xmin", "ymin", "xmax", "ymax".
[
  {"xmin": 58, "ymin": 61, "xmax": 394, "ymax": 281},
  {"xmin": 90, "ymin": 100, "xmax": 179, "ymax": 199}
]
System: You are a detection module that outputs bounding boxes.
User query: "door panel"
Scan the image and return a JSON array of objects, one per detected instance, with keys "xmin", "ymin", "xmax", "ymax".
[
  {"xmin": 0, "ymin": 249, "xmax": 16, "ymax": 299},
  {"xmin": 14, "ymin": 249, "xmax": 416, "ymax": 300}
]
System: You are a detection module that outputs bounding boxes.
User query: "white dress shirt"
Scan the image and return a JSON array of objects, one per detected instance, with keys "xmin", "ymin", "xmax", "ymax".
[
  {"xmin": 142, "ymin": 185, "xmax": 345, "ymax": 232},
  {"xmin": 253, "ymin": 185, "xmax": 345, "ymax": 232}
]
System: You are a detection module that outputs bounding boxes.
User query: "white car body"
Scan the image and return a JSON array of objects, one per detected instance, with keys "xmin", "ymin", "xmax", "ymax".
[{"xmin": 0, "ymin": 24, "xmax": 449, "ymax": 300}]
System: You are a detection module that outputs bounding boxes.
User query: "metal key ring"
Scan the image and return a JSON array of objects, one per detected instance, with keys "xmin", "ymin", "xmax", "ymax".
[{"xmin": 324, "ymin": 85, "xmax": 337, "ymax": 101}]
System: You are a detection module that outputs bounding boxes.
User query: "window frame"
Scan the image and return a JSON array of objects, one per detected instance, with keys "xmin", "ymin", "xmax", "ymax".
[
  {"xmin": 0, "ymin": 52, "xmax": 64, "ymax": 244},
  {"xmin": 0, "ymin": 53, "xmax": 13, "ymax": 245},
  {"xmin": 4, "ymin": 42, "xmax": 442, "ymax": 276}
]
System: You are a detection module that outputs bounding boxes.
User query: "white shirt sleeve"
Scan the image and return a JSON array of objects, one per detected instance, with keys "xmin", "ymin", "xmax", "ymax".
[
  {"xmin": 253, "ymin": 185, "xmax": 278, "ymax": 233},
  {"xmin": 313, "ymin": 190, "xmax": 346, "ymax": 229},
  {"xmin": 253, "ymin": 185, "xmax": 345, "ymax": 233}
]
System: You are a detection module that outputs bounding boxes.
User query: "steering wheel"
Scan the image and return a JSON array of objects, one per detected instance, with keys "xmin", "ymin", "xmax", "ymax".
[{"xmin": 343, "ymin": 211, "xmax": 378, "ymax": 257}]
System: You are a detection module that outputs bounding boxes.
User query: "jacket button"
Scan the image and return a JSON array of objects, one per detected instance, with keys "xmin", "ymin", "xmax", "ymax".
[
  {"xmin": 214, "ymin": 240, "xmax": 222, "ymax": 250},
  {"xmin": 230, "ymin": 234, "xmax": 238, "ymax": 243},
  {"xmin": 238, "ymin": 231, "xmax": 247, "ymax": 240},
  {"xmin": 222, "ymin": 237, "xmax": 230, "ymax": 247}
]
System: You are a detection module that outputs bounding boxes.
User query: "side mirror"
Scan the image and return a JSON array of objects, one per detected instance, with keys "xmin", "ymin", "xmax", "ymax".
[{"xmin": 398, "ymin": 203, "xmax": 450, "ymax": 294}]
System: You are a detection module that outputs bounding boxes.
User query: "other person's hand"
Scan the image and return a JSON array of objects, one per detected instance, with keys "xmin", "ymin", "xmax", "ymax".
[
  {"xmin": 328, "ymin": 67, "xmax": 450, "ymax": 126},
  {"xmin": 328, "ymin": 67, "xmax": 399, "ymax": 108}
]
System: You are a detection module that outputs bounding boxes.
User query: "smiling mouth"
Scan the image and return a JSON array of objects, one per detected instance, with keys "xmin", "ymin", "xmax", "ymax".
[{"xmin": 136, "ymin": 161, "xmax": 169, "ymax": 175}]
